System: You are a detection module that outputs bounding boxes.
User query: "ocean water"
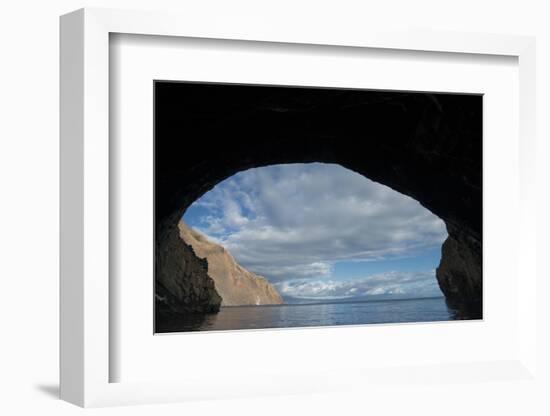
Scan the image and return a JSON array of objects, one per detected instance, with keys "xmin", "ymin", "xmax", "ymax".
[{"xmin": 156, "ymin": 296, "xmax": 477, "ymax": 333}]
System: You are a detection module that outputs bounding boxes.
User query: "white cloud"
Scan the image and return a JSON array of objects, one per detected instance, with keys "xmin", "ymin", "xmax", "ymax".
[
  {"xmin": 247, "ymin": 261, "xmax": 333, "ymax": 280},
  {"xmin": 186, "ymin": 163, "xmax": 447, "ymax": 282},
  {"xmin": 274, "ymin": 271, "xmax": 440, "ymax": 300}
]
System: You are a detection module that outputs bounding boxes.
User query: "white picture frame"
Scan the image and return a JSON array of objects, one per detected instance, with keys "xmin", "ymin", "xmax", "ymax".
[{"xmin": 60, "ymin": 7, "xmax": 538, "ymax": 408}]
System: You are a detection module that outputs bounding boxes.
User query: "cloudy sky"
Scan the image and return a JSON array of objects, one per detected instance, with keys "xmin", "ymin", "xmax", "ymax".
[{"xmin": 183, "ymin": 163, "xmax": 447, "ymax": 302}]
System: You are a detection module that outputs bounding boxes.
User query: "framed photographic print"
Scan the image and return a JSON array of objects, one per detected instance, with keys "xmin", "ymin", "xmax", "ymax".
[
  {"xmin": 153, "ymin": 81, "xmax": 482, "ymax": 334},
  {"xmin": 60, "ymin": 7, "xmax": 538, "ymax": 408}
]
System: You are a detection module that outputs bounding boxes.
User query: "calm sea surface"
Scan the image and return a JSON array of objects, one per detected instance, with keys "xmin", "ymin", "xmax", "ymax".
[{"xmin": 156, "ymin": 296, "xmax": 476, "ymax": 333}]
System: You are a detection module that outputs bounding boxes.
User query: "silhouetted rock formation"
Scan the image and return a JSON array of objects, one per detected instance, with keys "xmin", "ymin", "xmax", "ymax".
[
  {"xmin": 155, "ymin": 214, "xmax": 221, "ymax": 317},
  {"xmin": 437, "ymin": 229, "xmax": 482, "ymax": 316},
  {"xmin": 179, "ymin": 221, "xmax": 283, "ymax": 306},
  {"xmin": 155, "ymin": 83, "xmax": 483, "ymax": 317}
]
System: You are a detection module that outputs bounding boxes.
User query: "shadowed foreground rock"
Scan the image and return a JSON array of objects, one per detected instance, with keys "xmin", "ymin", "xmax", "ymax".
[
  {"xmin": 155, "ymin": 214, "xmax": 221, "ymax": 317},
  {"xmin": 437, "ymin": 229, "xmax": 482, "ymax": 316},
  {"xmin": 155, "ymin": 82, "xmax": 483, "ymax": 319}
]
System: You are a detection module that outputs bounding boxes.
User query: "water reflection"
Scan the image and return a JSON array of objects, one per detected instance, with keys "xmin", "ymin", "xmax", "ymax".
[{"xmin": 155, "ymin": 297, "xmax": 477, "ymax": 333}]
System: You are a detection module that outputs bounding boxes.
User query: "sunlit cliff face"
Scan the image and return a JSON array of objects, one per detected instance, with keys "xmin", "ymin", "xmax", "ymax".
[{"xmin": 184, "ymin": 163, "xmax": 448, "ymax": 302}]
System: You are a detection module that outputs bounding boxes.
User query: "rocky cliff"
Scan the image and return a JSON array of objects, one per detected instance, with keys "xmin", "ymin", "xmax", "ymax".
[
  {"xmin": 179, "ymin": 221, "xmax": 284, "ymax": 306},
  {"xmin": 155, "ymin": 216, "xmax": 283, "ymax": 323}
]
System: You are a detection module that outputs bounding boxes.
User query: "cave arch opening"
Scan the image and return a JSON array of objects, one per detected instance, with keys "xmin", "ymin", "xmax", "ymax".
[
  {"xmin": 181, "ymin": 162, "xmax": 449, "ymax": 306},
  {"xmin": 154, "ymin": 81, "xmax": 483, "ymax": 331}
]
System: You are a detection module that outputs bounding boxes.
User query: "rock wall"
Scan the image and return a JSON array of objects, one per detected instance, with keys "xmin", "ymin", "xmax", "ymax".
[
  {"xmin": 179, "ymin": 221, "xmax": 283, "ymax": 306},
  {"xmin": 155, "ymin": 214, "xmax": 221, "ymax": 318},
  {"xmin": 436, "ymin": 226, "xmax": 482, "ymax": 317}
]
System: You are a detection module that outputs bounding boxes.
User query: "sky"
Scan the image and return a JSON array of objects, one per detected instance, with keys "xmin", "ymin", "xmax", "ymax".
[{"xmin": 183, "ymin": 163, "xmax": 448, "ymax": 302}]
